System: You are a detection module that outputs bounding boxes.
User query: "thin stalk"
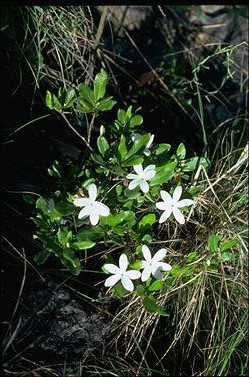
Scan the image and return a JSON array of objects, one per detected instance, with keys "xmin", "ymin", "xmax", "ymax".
[
  {"xmin": 194, "ymin": 71, "xmax": 208, "ymax": 157},
  {"xmin": 60, "ymin": 111, "xmax": 93, "ymax": 152},
  {"xmin": 87, "ymin": 113, "xmax": 96, "ymax": 144}
]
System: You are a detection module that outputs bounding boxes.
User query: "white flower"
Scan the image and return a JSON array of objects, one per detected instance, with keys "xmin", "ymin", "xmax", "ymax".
[
  {"xmin": 131, "ymin": 133, "xmax": 154, "ymax": 156},
  {"xmin": 141, "ymin": 245, "xmax": 172, "ymax": 282},
  {"xmin": 104, "ymin": 254, "xmax": 141, "ymax": 292},
  {"xmin": 156, "ymin": 186, "xmax": 194, "ymax": 225},
  {"xmin": 126, "ymin": 164, "xmax": 156, "ymax": 193},
  {"xmin": 73, "ymin": 183, "xmax": 110, "ymax": 225}
]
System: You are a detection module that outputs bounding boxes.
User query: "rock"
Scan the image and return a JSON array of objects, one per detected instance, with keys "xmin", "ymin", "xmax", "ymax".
[
  {"xmin": 17, "ymin": 278, "xmax": 110, "ymax": 361},
  {"xmin": 98, "ymin": 5, "xmax": 152, "ymax": 35}
]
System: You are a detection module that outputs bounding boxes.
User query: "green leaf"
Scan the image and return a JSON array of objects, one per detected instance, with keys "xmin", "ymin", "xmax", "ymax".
[
  {"xmin": 97, "ymin": 135, "xmax": 110, "ymax": 156},
  {"xmin": 97, "ymin": 97, "xmax": 117, "ymax": 111},
  {"xmin": 122, "ymin": 155, "xmax": 144, "ymax": 167},
  {"xmin": 61, "ymin": 249, "xmax": 81, "ymax": 275},
  {"xmin": 187, "ymin": 186, "xmax": 202, "ymax": 196},
  {"xmin": 182, "ymin": 157, "xmax": 210, "ymax": 172},
  {"xmin": 101, "ymin": 211, "xmax": 136, "ymax": 229},
  {"xmin": 221, "ymin": 252, "xmax": 233, "ymax": 263},
  {"xmin": 136, "ymin": 284, "xmax": 145, "ymax": 297},
  {"xmin": 220, "ymin": 238, "xmax": 239, "ymax": 251},
  {"xmin": 138, "ymin": 214, "xmax": 156, "ymax": 229},
  {"xmin": 130, "ymin": 114, "xmax": 143, "ymax": 128},
  {"xmin": 113, "ymin": 282, "xmax": 127, "ymax": 297},
  {"xmin": 124, "ymin": 133, "xmax": 151, "ymax": 160},
  {"xmin": 77, "ymin": 98, "xmax": 94, "ymax": 113},
  {"xmin": 23, "ymin": 194, "xmax": 37, "ymax": 204},
  {"xmin": 170, "ymin": 264, "xmax": 181, "ymax": 277},
  {"xmin": 117, "ymin": 109, "xmax": 126, "ymax": 124},
  {"xmin": 150, "ymin": 160, "xmax": 177, "ymax": 186},
  {"xmin": 77, "ymin": 227, "xmax": 104, "ymax": 241},
  {"xmin": 187, "ymin": 251, "xmax": 198, "ymax": 262},
  {"xmin": 91, "ymin": 153, "xmax": 106, "ymax": 165},
  {"xmin": 45, "ymin": 90, "xmax": 62, "ymax": 111},
  {"xmin": 171, "ymin": 264, "xmax": 193, "ymax": 277},
  {"xmin": 154, "ymin": 143, "xmax": 171, "ymax": 156},
  {"xmin": 72, "ymin": 240, "xmax": 95, "ymax": 250},
  {"xmin": 45, "ymin": 91, "xmax": 51, "ymax": 108},
  {"xmin": 78, "ymin": 83, "xmax": 95, "ymax": 105},
  {"xmin": 176, "ymin": 143, "xmax": 186, "ymax": 160},
  {"xmin": 138, "ymin": 214, "xmax": 157, "ymax": 235},
  {"xmin": 101, "ymin": 213, "xmax": 125, "ymax": 227},
  {"xmin": 48, "ymin": 160, "xmax": 61, "ymax": 177},
  {"xmin": 57, "ymin": 229, "xmax": 72, "ymax": 247},
  {"xmin": 63, "ymin": 88, "xmax": 76, "ymax": 108},
  {"xmin": 143, "ymin": 296, "xmax": 169, "ymax": 315},
  {"xmin": 118, "ymin": 134, "xmax": 127, "ymax": 160},
  {"xmin": 143, "ymin": 296, "xmax": 158, "ymax": 313},
  {"xmin": 56, "ymin": 201, "xmax": 75, "ymax": 216},
  {"xmin": 148, "ymin": 280, "xmax": 163, "ymax": 292},
  {"xmin": 141, "ymin": 234, "xmax": 153, "ymax": 243},
  {"xmin": 208, "ymin": 235, "xmax": 221, "ymax": 252},
  {"xmin": 124, "ymin": 186, "xmax": 140, "ymax": 199},
  {"xmin": 116, "ymin": 184, "xmax": 123, "ymax": 197},
  {"xmin": 94, "ymin": 69, "xmax": 108, "ymax": 101},
  {"xmin": 36, "ymin": 197, "xmax": 48, "ymax": 214},
  {"xmin": 126, "ymin": 105, "xmax": 132, "ymax": 119},
  {"xmin": 34, "ymin": 250, "xmax": 51, "ymax": 265},
  {"xmin": 129, "ymin": 261, "xmax": 142, "ymax": 270}
]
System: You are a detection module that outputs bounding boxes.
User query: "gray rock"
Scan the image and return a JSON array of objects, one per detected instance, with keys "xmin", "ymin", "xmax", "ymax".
[{"xmin": 18, "ymin": 278, "xmax": 110, "ymax": 361}]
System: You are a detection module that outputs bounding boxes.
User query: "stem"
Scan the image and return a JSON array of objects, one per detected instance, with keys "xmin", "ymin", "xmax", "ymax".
[
  {"xmin": 60, "ymin": 112, "xmax": 93, "ymax": 152},
  {"xmin": 194, "ymin": 71, "xmax": 208, "ymax": 157},
  {"xmin": 87, "ymin": 113, "xmax": 96, "ymax": 144}
]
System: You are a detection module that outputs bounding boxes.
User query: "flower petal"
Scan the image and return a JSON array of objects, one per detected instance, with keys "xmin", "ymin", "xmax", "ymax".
[
  {"xmin": 144, "ymin": 148, "xmax": 151, "ymax": 156},
  {"xmin": 152, "ymin": 248, "xmax": 167, "ymax": 263},
  {"xmin": 141, "ymin": 260, "xmax": 149, "ymax": 269},
  {"xmin": 126, "ymin": 173, "xmax": 139, "ymax": 180},
  {"xmin": 144, "ymin": 164, "xmax": 156, "ymax": 174},
  {"xmin": 119, "ymin": 254, "xmax": 128, "ymax": 272},
  {"xmin": 121, "ymin": 276, "xmax": 134, "ymax": 292},
  {"xmin": 48, "ymin": 199, "xmax": 55, "ymax": 210},
  {"xmin": 133, "ymin": 164, "xmax": 143, "ymax": 175},
  {"xmin": 160, "ymin": 190, "xmax": 172, "ymax": 204},
  {"xmin": 131, "ymin": 133, "xmax": 141, "ymax": 142},
  {"xmin": 140, "ymin": 180, "xmax": 149, "ymax": 193},
  {"xmin": 151, "ymin": 266, "xmax": 163, "ymax": 280},
  {"xmin": 142, "ymin": 245, "xmax": 151, "ymax": 261},
  {"xmin": 159, "ymin": 262, "xmax": 172, "ymax": 271},
  {"xmin": 104, "ymin": 264, "xmax": 120, "ymax": 275},
  {"xmin": 156, "ymin": 201, "xmax": 167, "ymax": 210},
  {"xmin": 104, "ymin": 274, "xmax": 120, "ymax": 287},
  {"xmin": 143, "ymin": 169, "xmax": 156, "ymax": 180},
  {"xmin": 126, "ymin": 270, "xmax": 141, "ymax": 279},
  {"xmin": 89, "ymin": 211, "xmax": 99, "ymax": 225},
  {"xmin": 88, "ymin": 183, "xmax": 97, "ymax": 201},
  {"xmin": 78, "ymin": 206, "xmax": 91, "ymax": 219},
  {"xmin": 158, "ymin": 207, "xmax": 172, "ymax": 223},
  {"xmin": 146, "ymin": 134, "xmax": 154, "ymax": 148},
  {"xmin": 176, "ymin": 199, "xmax": 194, "ymax": 208},
  {"xmin": 172, "ymin": 207, "xmax": 185, "ymax": 224},
  {"xmin": 74, "ymin": 198, "xmax": 90, "ymax": 207},
  {"xmin": 173, "ymin": 186, "xmax": 182, "ymax": 203},
  {"xmin": 141, "ymin": 266, "xmax": 152, "ymax": 282},
  {"xmin": 128, "ymin": 180, "xmax": 139, "ymax": 190},
  {"xmin": 94, "ymin": 202, "xmax": 110, "ymax": 216}
]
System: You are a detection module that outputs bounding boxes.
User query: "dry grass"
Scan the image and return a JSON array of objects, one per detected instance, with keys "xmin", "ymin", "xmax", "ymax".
[{"xmin": 109, "ymin": 145, "xmax": 248, "ymax": 376}]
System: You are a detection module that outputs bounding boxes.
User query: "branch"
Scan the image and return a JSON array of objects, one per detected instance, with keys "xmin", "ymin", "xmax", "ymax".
[{"xmin": 60, "ymin": 112, "xmax": 93, "ymax": 152}]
